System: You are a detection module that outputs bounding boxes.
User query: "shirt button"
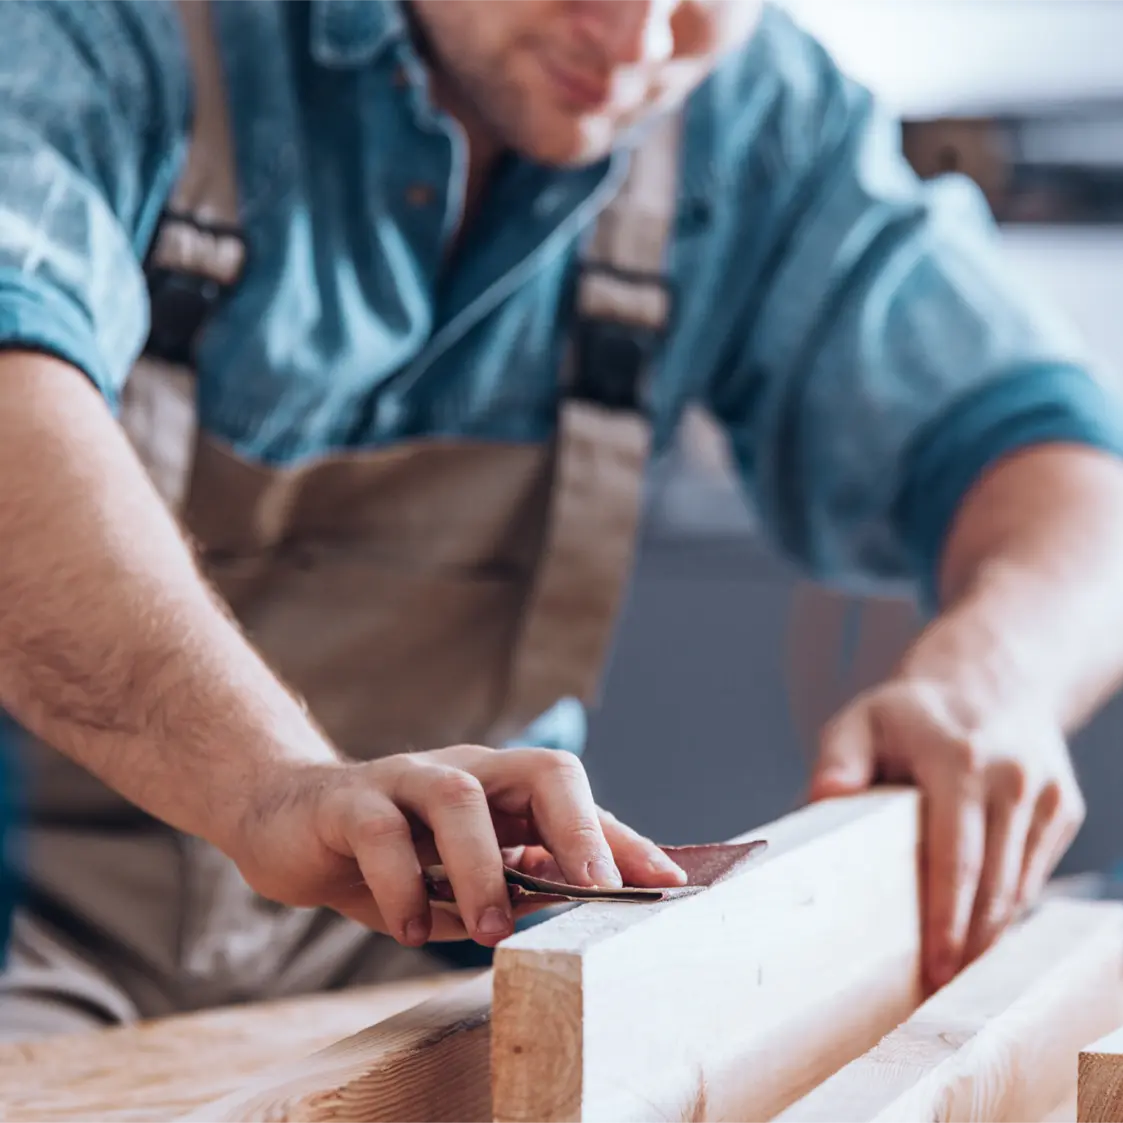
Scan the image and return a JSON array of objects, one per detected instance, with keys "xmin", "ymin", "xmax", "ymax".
[{"xmin": 405, "ymin": 183, "xmax": 435, "ymax": 207}]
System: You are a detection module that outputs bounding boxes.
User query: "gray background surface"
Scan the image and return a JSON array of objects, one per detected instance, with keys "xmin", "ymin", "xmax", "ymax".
[{"xmin": 583, "ymin": 528, "xmax": 1123, "ymax": 878}]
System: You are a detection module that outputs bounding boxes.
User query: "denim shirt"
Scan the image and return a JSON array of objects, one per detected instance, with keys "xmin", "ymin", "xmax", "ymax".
[{"xmin": 1, "ymin": 0, "xmax": 1122, "ymax": 755}]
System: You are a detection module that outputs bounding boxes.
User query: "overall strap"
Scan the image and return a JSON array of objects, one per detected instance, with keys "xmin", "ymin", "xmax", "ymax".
[
  {"xmin": 122, "ymin": 0, "xmax": 245, "ymax": 511},
  {"xmin": 571, "ymin": 112, "xmax": 678, "ymax": 405},
  {"xmin": 144, "ymin": 0, "xmax": 246, "ymax": 365},
  {"xmin": 496, "ymin": 112, "xmax": 683, "ymax": 740}
]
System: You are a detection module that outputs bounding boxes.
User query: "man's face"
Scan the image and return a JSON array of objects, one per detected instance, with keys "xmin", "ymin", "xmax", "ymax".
[{"xmin": 409, "ymin": 0, "xmax": 764, "ymax": 166}]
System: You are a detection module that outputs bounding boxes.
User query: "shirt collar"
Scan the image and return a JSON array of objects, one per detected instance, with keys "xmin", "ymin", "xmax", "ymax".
[{"xmin": 310, "ymin": 0, "xmax": 406, "ymax": 69}]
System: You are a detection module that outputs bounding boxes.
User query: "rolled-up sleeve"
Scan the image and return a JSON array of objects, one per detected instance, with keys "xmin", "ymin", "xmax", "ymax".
[
  {"xmin": 0, "ymin": 1, "xmax": 188, "ymax": 407},
  {"xmin": 707, "ymin": 18, "xmax": 1123, "ymax": 603}
]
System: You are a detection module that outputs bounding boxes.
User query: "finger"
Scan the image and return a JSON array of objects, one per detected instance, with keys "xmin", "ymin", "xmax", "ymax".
[
  {"xmin": 342, "ymin": 797, "xmax": 433, "ymax": 947},
  {"xmin": 597, "ymin": 808, "xmax": 687, "ymax": 888},
  {"xmin": 808, "ymin": 699, "xmax": 877, "ymax": 802},
  {"xmin": 393, "ymin": 763, "xmax": 513, "ymax": 946},
  {"xmin": 923, "ymin": 779, "xmax": 987, "ymax": 992},
  {"xmin": 506, "ymin": 844, "xmax": 563, "ymax": 881},
  {"xmin": 329, "ymin": 877, "xmax": 471, "ymax": 942},
  {"xmin": 493, "ymin": 813, "xmax": 542, "ymax": 849},
  {"xmin": 962, "ymin": 784, "xmax": 1034, "ymax": 965},
  {"xmin": 1018, "ymin": 780, "xmax": 1084, "ymax": 909},
  {"xmin": 473, "ymin": 748, "xmax": 622, "ymax": 890}
]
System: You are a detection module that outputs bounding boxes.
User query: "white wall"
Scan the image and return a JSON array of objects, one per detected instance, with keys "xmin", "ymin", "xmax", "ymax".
[
  {"xmin": 779, "ymin": 0, "xmax": 1123, "ymax": 117},
  {"xmin": 777, "ymin": 1, "xmax": 1123, "ymax": 376},
  {"xmin": 1002, "ymin": 228, "xmax": 1123, "ymax": 380}
]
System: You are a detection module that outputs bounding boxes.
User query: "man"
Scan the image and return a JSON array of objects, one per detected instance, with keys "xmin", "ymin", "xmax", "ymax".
[{"xmin": 0, "ymin": 0, "xmax": 1121, "ymax": 1038}]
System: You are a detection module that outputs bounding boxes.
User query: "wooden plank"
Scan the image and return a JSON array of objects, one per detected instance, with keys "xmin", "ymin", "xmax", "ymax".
[
  {"xmin": 182, "ymin": 972, "xmax": 492, "ymax": 1123},
  {"xmin": 172, "ymin": 791, "xmax": 917, "ymax": 1123},
  {"xmin": 0, "ymin": 972, "xmax": 466, "ymax": 1122},
  {"xmin": 779, "ymin": 899, "xmax": 1123, "ymax": 1123},
  {"xmin": 1078, "ymin": 1025, "xmax": 1123, "ymax": 1122},
  {"xmin": 1043, "ymin": 1090, "xmax": 1079, "ymax": 1123},
  {"xmin": 0, "ymin": 791, "xmax": 921, "ymax": 1123},
  {"xmin": 491, "ymin": 788, "xmax": 924, "ymax": 1122}
]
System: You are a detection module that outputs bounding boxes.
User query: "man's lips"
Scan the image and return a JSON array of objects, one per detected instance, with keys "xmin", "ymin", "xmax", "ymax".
[{"xmin": 539, "ymin": 51, "xmax": 610, "ymax": 112}]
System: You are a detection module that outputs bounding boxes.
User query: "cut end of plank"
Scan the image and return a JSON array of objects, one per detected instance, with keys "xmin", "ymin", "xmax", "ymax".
[
  {"xmin": 492, "ymin": 789, "xmax": 923, "ymax": 1122},
  {"xmin": 1079, "ymin": 1026, "xmax": 1123, "ymax": 1122},
  {"xmin": 492, "ymin": 951, "xmax": 583, "ymax": 1123}
]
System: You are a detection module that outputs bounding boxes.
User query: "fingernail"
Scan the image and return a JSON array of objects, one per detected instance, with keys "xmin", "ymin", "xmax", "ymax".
[
  {"xmin": 812, "ymin": 768, "xmax": 855, "ymax": 793},
  {"xmin": 588, "ymin": 858, "xmax": 623, "ymax": 889},
  {"xmin": 404, "ymin": 919, "xmax": 429, "ymax": 946},
  {"xmin": 477, "ymin": 907, "xmax": 512, "ymax": 938}
]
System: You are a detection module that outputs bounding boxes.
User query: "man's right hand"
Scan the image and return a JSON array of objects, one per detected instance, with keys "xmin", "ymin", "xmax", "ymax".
[{"xmin": 230, "ymin": 744, "xmax": 688, "ymax": 947}]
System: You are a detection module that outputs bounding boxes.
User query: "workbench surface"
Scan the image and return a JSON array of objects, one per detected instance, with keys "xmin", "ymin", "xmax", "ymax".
[{"xmin": 0, "ymin": 971, "xmax": 472, "ymax": 1122}]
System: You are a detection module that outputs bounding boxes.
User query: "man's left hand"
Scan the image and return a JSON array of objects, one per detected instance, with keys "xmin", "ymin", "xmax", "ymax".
[{"xmin": 807, "ymin": 676, "xmax": 1085, "ymax": 993}]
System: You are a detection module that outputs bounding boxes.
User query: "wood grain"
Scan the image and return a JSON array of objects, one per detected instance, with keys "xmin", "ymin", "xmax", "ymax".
[
  {"xmin": 1044, "ymin": 1089, "xmax": 1080, "ymax": 1123},
  {"xmin": 778, "ymin": 899, "xmax": 1123, "ymax": 1123},
  {"xmin": 492, "ymin": 789, "xmax": 925, "ymax": 1122},
  {"xmin": 0, "ymin": 794, "xmax": 1097, "ymax": 1123},
  {"xmin": 0, "ymin": 972, "xmax": 468, "ymax": 1122},
  {"xmin": 1078, "ymin": 1025, "xmax": 1123, "ymax": 1122},
  {"xmin": 183, "ymin": 971, "xmax": 491, "ymax": 1122}
]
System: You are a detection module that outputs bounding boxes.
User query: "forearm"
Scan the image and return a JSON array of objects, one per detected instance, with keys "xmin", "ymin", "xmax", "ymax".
[
  {"xmin": 0, "ymin": 353, "xmax": 337, "ymax": 851},
  {"xmin": 899, "ymin": 443, "xmax": 1123, "ymax": 733}
]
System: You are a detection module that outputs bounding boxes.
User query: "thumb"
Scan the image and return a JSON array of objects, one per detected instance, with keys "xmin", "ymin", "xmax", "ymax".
[{"xmin": 808, "ymin": 699, "xmax": 878, "ymax": 801}]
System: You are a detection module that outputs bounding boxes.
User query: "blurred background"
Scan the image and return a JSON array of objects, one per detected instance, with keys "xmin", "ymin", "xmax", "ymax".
[{"xmin": 582, "ymin": 0, "xmax": 1123, "ymax": 879}]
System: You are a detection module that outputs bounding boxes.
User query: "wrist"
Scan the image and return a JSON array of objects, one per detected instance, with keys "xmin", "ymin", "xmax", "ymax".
[
  {"xmin": 221, "ymin": 755, "xmax": 345, "ymax": 879},
  {"xmin": 120, "ymin": 614, "xmax": 343, "ymax": 858},
  {"xmin": 896, "ymin": 578, "xmax": 1056, "ymax": 731},
  {"xmin": 200, "ymin": 713, "xmax": 342, "ymax": 865}
]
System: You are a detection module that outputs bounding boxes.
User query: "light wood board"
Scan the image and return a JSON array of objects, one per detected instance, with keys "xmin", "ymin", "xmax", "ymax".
[
  {"xmin": 181, "ymin": 971, "xmax": 491, "ymax": 1122},
  {"xmin": 0, "ymin": 971, "xmax": 467, "ymax": 1122},
  {"xmin": 1078, "ymin": 1025, "xmax": 1123, "ymax": 1122},
  {"xmin": 492, "ymin": 788, "xmax": 924, "ymax": 1122},
  {"xmin": 778, "ymin": 898, "xmax": 1123, "ymax": 1123},
  {"xmin": 1044, "ymin": 1090, "xmax": 1079, "ymax": 1123},
  {"xmin": 0, "ymin": 792, "xmax": 1103, "ymax": 1123}
]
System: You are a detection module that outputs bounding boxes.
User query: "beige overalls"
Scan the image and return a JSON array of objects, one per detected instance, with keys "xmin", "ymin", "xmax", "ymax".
[{"xmin": 0, "ymin": 1, "xmax": 683, "ymax": 1038}]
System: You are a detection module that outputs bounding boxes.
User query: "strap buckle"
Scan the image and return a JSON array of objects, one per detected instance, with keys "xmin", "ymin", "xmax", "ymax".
[
  {"xmin": 142, "ymin": 212, "xmax": 247, "ymax": 366},
  {"xmin": 569, "ymin": 264, "xmax": 675, "ymax": 413}
]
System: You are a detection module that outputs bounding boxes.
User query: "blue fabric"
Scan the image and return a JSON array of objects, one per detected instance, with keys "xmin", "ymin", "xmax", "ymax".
[
  {"xmin": 896, "ymin": 363, "xmax": 1123, "ymax": 608},
  {"xmin": 1, "ymin": 0, "xmax": 1122, "ymax": 770},
  {"xmin": 0, "ymin": 271, "xmax": 120, "ymax": 405}
]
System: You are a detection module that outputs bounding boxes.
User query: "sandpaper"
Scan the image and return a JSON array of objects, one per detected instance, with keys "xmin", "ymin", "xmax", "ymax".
[{"xmin": 424, "ymin": 839, "xmax": 767, "ymax": 906}]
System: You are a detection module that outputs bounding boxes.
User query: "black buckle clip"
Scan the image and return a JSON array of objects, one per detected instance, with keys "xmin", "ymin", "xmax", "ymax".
[
  {"xmin": 569, "ymin": 266, "xmax": 675, "ymax": 413},
  {"xmin": 143, "ymin": 267, "xmax": 229, "ymax": 367},
  {"xmin": 141, "ymin": 213, "xmax": 246, "ymax": 367}
]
